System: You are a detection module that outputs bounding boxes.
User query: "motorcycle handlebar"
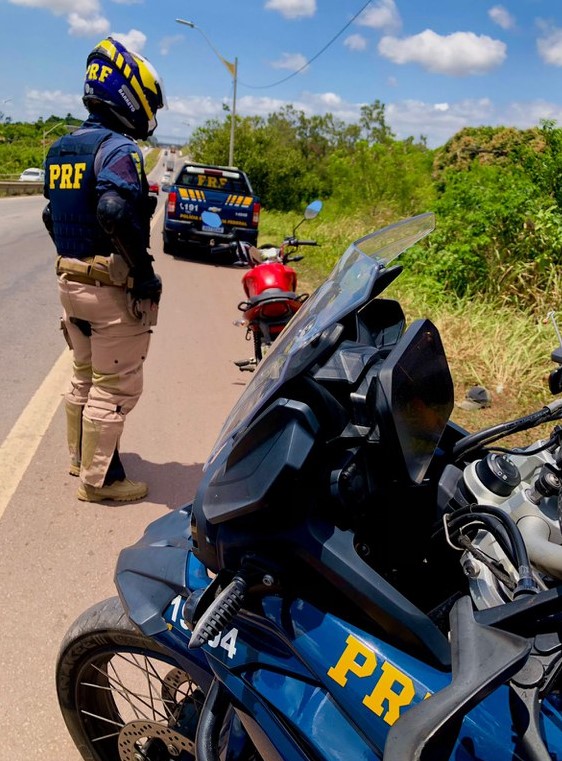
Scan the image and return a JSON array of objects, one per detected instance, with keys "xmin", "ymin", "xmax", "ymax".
[
  {"xmin": 293, "ymin": 240, "xmax": 318, "ymax": 247},
  {"xmin": 282, "ymin": 237, "xmax": 319, "ymax": 248}
]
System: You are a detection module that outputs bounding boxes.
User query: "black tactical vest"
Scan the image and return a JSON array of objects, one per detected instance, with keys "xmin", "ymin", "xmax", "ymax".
[{"xmin": 45, "ymin": 128, "xmax": 114, "ymax": 258}]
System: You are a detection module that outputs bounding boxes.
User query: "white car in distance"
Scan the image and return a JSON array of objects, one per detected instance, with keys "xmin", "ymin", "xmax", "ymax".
[{"xmin": 19, "ymin": 168, "xmax": 45, "ymax": 182}]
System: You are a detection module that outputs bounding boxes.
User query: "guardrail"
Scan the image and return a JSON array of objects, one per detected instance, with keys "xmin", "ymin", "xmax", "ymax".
[{"xmin": 0, "ymin": 181, "xmax": 44, "ymax": 197}]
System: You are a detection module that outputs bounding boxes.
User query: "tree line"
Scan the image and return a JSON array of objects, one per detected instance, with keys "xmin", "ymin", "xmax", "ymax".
[
  {"xmin": 189, "ymin": 104, "xmax": 562, "ymax": 311},
  {"xmin": 0, "ymin": 115, "xmax": 82, "ymax": 176},
  {"xmin": 4, "ymin": 104, "xmax": 562, "ymax": 311}
]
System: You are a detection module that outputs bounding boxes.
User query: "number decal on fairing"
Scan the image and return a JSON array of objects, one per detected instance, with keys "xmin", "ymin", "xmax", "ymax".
[
  {"xmin": 208, "ymin": 628, "xmax": 238, "ymax": 659},
  {"xmin": 168, "ymin": 595, "xmax": 239, "ymax": 659},
  {"xmin": 169, "ymin": 595, "xmax": 190, "ymax": 631}
]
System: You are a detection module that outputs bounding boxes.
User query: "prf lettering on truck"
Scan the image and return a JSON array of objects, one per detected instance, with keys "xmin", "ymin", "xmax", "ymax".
[
  {"xmin": 49, "ymin": 163, "xmax": 87, "ymax": 190},
  {"xmin": 196, "ymin": 174, "xmax": 228, "ymax": 189},
  {"xmin": 327, "ymin": 634, "xmax": 430, "ymax": 726}
]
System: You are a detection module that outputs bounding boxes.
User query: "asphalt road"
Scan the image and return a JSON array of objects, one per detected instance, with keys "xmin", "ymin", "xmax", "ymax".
[{"xmin": 0, "ymin": 153, "xmax": 250, "ymax": 759}]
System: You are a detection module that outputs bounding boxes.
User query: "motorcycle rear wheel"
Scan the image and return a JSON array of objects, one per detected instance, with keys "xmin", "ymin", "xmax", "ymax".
[
  {"xmin": 253, "ymin": 331, "xmax": 263, "ymax": 363},
  {"xmin": 56, "ymin": 596, "xmax": 205, "ymax": 761}
]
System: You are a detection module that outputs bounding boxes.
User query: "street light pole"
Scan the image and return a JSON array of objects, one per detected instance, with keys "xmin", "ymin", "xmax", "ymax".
[
  {"xmin": 43, "ymin": 121, "xmax": 65, "ymax": 167},
  {"xmin": 176, "ymin": 18, "xmax": 237, "ymax": 166},
  {"xmin": 229, "ymin": 57, "xmax": 238, "ymax": 167}
]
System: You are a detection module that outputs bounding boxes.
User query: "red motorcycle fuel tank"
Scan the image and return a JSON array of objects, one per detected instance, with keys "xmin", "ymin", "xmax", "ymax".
[{"xmin": 243, "ymin": 262, "xmax": 297, "ymax": 298}]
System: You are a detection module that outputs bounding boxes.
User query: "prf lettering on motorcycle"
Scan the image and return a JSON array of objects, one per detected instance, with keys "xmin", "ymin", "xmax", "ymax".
[
  {"xmin": 49, "ymin": 163, "xmax": 86, "ymax": 190},
  {"xmin": 327, "ymin": 634, "xmax": 428, "ymax": 726}
]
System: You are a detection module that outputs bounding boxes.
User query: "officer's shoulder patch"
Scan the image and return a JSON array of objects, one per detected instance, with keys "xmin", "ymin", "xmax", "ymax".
[{"xmin": 131, "ymin": 150, "xmax": 142, "ymax": 181}]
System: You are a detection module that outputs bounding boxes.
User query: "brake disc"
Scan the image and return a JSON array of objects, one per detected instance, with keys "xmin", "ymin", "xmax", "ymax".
[{"xmin": 118, "ymin": 720, "xmax": 195, "ymax": 760}]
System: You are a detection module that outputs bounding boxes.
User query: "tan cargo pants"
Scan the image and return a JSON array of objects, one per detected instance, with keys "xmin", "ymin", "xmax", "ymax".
[{"xmin": 58, "ymin": 275, "xmax": 153, "ymax": 487}]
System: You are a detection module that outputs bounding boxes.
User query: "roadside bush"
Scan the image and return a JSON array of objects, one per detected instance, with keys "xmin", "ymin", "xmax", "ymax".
[{"xmin": 402, "ymin": 127, "xmax": 562, "ymax": 309}]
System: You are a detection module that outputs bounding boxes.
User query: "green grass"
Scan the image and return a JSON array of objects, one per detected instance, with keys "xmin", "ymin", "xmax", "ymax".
[
  {"xmin": 258, "ymin": 206, "xmax": 562, "ymax": 433},
  {"xmin": 144, "ymin": 147, "xmax": 161, "ymax": 175}
]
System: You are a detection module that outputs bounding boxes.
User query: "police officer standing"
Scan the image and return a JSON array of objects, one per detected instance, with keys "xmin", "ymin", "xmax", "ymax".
[{"xmin": 43, "ymin": 37, "xmax": 165, "ymax": 502}]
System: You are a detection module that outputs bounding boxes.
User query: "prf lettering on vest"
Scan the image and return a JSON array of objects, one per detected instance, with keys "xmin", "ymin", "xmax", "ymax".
[
  {"xmin": 327, "ymin": 634, "xmax": 425, "ymax": 726},
  {"xmin": 86, "ymin": 63, "xmax": 113, "ymax": 82},
  {"xmin": 49, "ymin": 163, "xmax": 86, "ymax": 190}
]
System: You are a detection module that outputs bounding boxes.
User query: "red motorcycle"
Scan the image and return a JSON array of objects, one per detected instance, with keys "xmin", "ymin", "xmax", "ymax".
[{"xmin": 203, "ymin": 200, "xmax": 322, "ymax": 371}]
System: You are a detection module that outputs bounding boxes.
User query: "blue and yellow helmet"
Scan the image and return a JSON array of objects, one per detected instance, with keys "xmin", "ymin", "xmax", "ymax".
[{"xmin": 83, "ymin": 36, "xmax": 165, "ymax": 140}]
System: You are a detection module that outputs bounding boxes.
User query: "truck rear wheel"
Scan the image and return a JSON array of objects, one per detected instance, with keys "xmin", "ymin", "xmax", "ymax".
[{"xmin": 163, "ymin": 231, "xmax": 178, "ymax": 255}]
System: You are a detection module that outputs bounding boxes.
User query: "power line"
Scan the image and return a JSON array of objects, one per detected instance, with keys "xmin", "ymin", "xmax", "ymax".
[{"xmin": 238, "ymin": 0, "xmax": 373, "ymax": 90}]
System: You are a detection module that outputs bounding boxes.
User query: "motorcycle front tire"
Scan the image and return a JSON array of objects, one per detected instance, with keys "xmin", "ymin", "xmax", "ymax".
[{"xmin": 56, "ymin": 596, "xmax": 206, "ymax": 761}]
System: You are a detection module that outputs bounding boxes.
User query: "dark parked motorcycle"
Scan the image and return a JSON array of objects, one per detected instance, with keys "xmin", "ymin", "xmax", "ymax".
[{"xmin": 57, "ymin": 212, "xmax": 562, "ymax": 760}]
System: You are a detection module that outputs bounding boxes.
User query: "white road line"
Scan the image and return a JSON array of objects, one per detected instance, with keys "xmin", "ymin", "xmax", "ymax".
[{"xmin": 0, "ymin": 203, "xmax": 165, "ymax": 519}]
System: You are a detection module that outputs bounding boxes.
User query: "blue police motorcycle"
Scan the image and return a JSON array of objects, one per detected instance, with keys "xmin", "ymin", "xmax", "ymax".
[{"xmin": 57, "ymin": 213, "xmax": 562, "ymax": 760}]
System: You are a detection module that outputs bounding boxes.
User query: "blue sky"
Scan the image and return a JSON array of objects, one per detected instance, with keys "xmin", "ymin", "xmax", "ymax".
[{"xmin": 2, "ymin": 0, "xmax": 562, "ymax": 148}]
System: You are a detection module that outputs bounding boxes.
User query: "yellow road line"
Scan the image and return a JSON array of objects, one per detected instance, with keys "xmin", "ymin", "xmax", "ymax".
[
  {"xmin": 0, "ymin": 350, "xmax": 73, "ymax": 518},
  {"xmin": 0, "ymin": 206, "xmax": 165, "ymax": 520}
]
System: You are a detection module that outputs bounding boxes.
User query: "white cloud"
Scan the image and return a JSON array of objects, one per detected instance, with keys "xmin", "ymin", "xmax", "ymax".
[
  {"xmin": 167, "ymin": 94, "xmax": 227, "ymax": 121},
  {"xmin": 111, "ymin": 29, "xmax": 147, "ymax": 53},
  {"xmin": 344, "ymin": 34, "xmax": 367, "ymax": 52},
  {"xmin": 164, "ymin": 91, "xmax": 356, "ymax": 136},
  {"xmin": 232, "ymin": 95, "xmax": 288, "ymax": 118},
  {"xmin": 357, "ymin": 0, "xmax": 401, "ymax": 34},
  {"xmin": 537, "ymin": 25, "xmax": 562, "ymax": 66},
  {"xmin": 386, "ymin": 97, "xmax": 495, "ymax": 145},
  {"xmin": 264, "ymin": 0, "xmax": 315, "ymax": 20},
  {"xmin": 8, "ymin": 0, "xmax": 111, "ymax": 38},
  {"xmin": 379, "ymin": 30, "xmax": 506, "ymax": 76},
  {"xmin": 384, "ymin": 97, "xmax": 562, "ymax": 147},
  {"xmin": 25, "ymin": 88, "xmax": 86, "ymax": 121},
  {"xmin": 503, "ymin": 98, "xmax": 562, "ymax": 125},
  {"xmin": 234, "ymin": 91, "xmax": 562, "ymax": 149},
  {"xmin": 22, "ymin": 85, "xmax": 562, "ymax": 151},
  {"xmin": 68, "ymin": 12, "xmax": 109, "ymax": 37},
  {"xmin": 159, "ymin": 35, "xmax": 183, "ymax": 56},
  {"xmin": 271, "ymin": 52, "xmax": 308, "ymax": 71},
  {"xmin": 8, "ymin": 0, "xmax": 99, "ymax": 13},
  {"xmin": 316, "ymin": 92, "xmax": 342, "ymax": 107},
  {"xmin": 488, "ymin": 5, "xmax": 515, "ymax": 30}
]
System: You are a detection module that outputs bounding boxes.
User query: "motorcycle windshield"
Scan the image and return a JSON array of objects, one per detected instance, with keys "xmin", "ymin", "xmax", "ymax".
[{"xmin": 208, "ymin": 212, "xmax": 435, "ymax": 465}]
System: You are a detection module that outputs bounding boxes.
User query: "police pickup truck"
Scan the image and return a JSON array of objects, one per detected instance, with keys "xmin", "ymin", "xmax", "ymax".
[{"xmin": 162, "ymin": 162, "xmax": 260, "ymax": 257}]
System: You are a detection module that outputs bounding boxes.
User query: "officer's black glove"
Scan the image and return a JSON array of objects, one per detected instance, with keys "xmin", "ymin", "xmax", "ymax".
[
  {"xmin": 42, "ymin": 203, "xmax": 56, "ymax": 243},
  {"xmin": 130, "ymin": 274, "xmax": 162, "ymax": 305}
]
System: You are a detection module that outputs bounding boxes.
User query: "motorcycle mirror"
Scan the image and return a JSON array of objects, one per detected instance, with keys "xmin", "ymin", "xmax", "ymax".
[
  {"xmin": 201, "ymin": 210, "xmax": 223, "ymax": 229},
  {"xmin": 293, "ymin": 199, "xmax": 323, "ymax": 236},
  {"xmin": 304, "ymin": 200, "xmax": 322, "ymax": 220}
]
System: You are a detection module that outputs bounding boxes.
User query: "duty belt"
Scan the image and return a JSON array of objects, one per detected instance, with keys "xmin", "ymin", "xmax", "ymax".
[{"xmin": 56, "ymin": 255, "xmax": 118, "ymax": 287}]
